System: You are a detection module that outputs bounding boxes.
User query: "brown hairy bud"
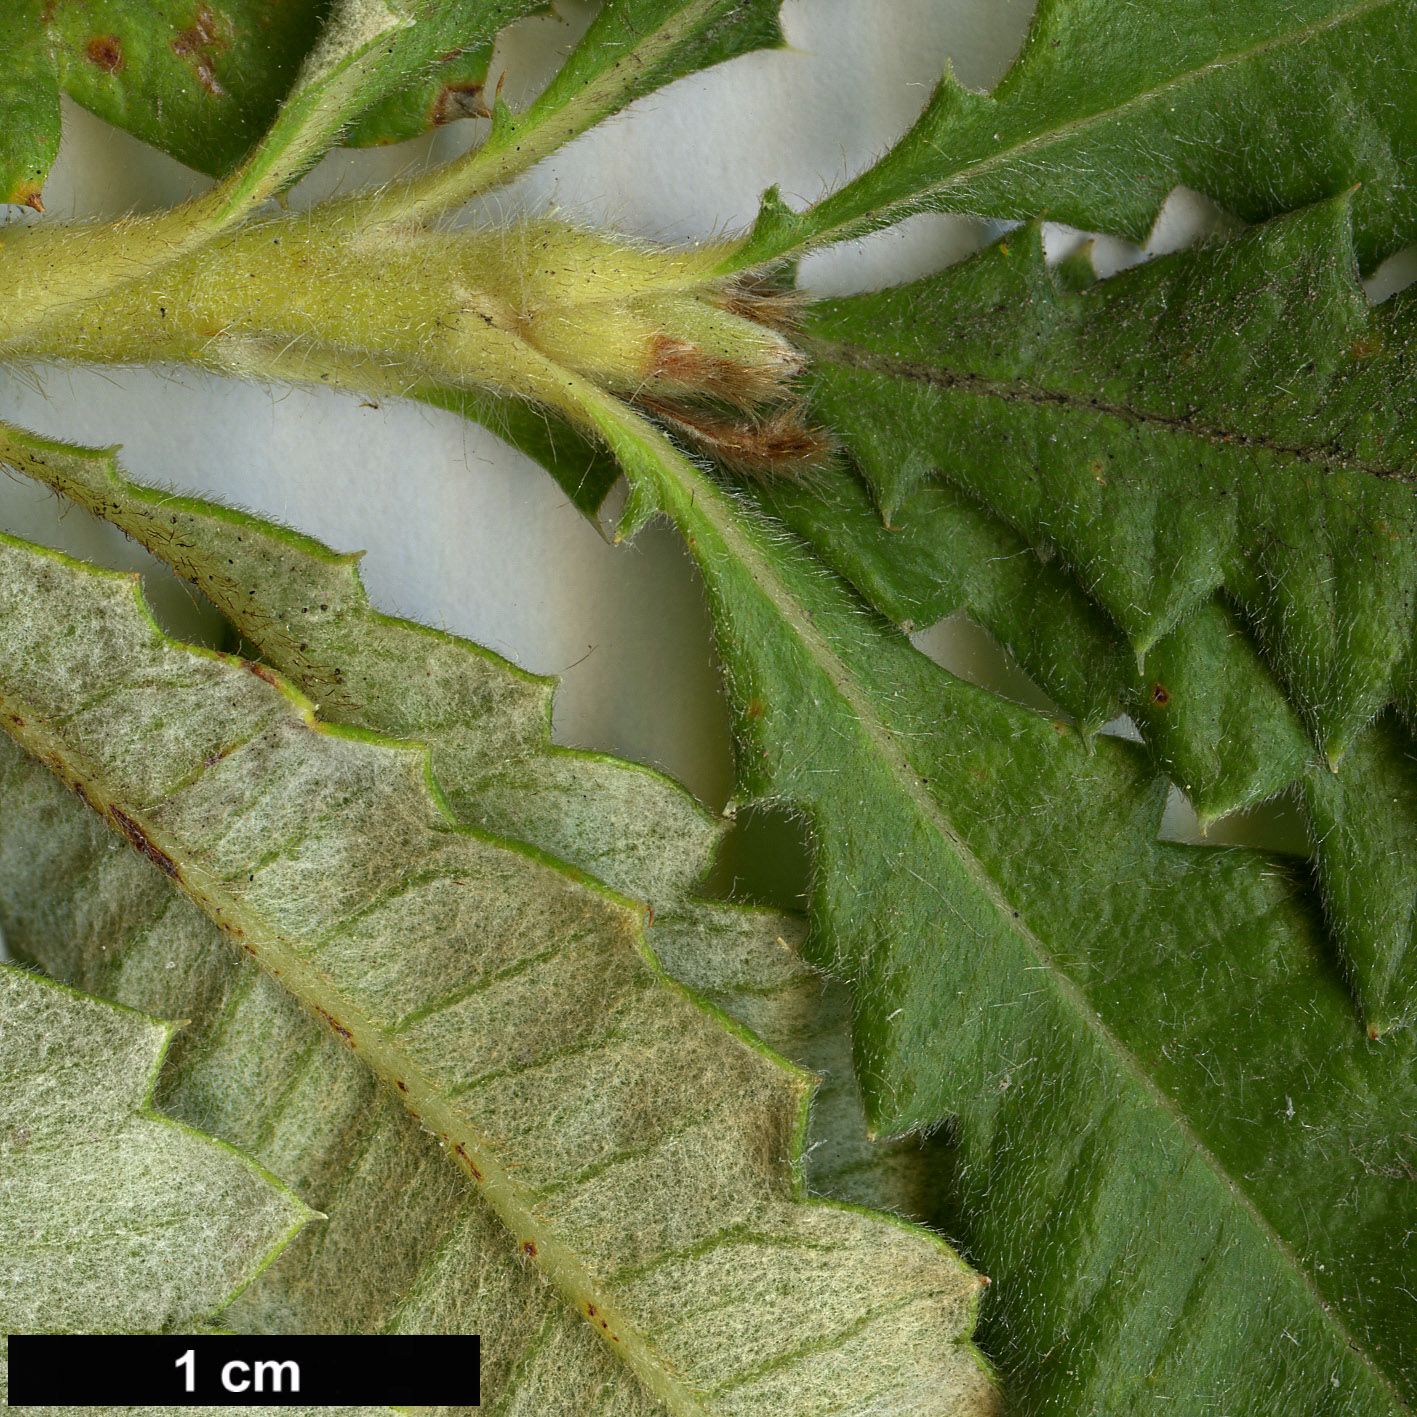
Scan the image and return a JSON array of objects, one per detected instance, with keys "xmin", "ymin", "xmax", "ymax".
[{"xmin": 637, "ymin": 397, "xmax": 834, "ymax": 482}]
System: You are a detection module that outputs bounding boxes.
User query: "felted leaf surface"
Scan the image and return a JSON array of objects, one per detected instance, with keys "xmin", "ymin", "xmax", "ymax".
[
  {"xmin": 0, "ymin": 531, "xmax": 994, "ymax": 1414},
  {"xmin": 0, "ymin": 419, "xmax": 943, "ymax": 1221},
  {"xmin": 727, "ymin": 0, "xmax": 1417, "ymax": 272},
  {"xmin": 0, "ymin": 963, "xmax": 311, "ymax": 1334},
  {"xmin": 563, "ymin": 381, "xmax": 1417, "ymax": 1415},
  {"xmin": 781, "ymin": 196, "xmax": 1417, "ymax": 1031}
]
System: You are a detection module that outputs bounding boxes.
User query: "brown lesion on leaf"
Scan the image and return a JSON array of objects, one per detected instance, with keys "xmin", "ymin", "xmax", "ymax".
[
  {"xmin": 108, "ymin": 806, "xmax": 181, "ymax": 880},
  {"xmin": 312, "ymin": 1004, "xmax": 355, "ymax": 1045},
  {"xmin": 170, "ymin": 4, "xmax": 228, "ymax": 98},
  {"xmin": 1350, "ymin": 331, "xmax": 1384, "ymax": 362},
  {"xmin": 430, "ymin": 81, "xmax": 492, "ymax": 127},
  {"xmin": 450, "ymin": 1144, "xmax": 484, "ymax": 1181},
  {"xmin": 9, "ymin": 183, "xmax": 45, "ymax": 213},
  {"xmin": 1150, "ymin": 683, "xmax": 1171, "ymax": 707},
  {"xmin": 85, "ymin": 35, "xmax": 124, "ymax": 74},
  {"xmin": 244, "ymin": 660, "xmax": 283, "ymax": 689}
]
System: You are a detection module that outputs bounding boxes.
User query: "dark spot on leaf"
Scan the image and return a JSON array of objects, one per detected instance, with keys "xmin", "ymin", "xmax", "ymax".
[
  {"xmin": 85, "ymin": 35, "xmax": 124, "ymax": 73},
  {"xmin": 521, "ymin": 1240, "xmax": 537, "ymax": 1258},
  {"xmin": 1350, "ymin": 332, "xmax": 1383, "ymax": 362},
  {"xmin": 453, "ymin": 1142, "xmax": 485, "ymax": 1182},
  {"xmin": 170, "ymin": 4, "xmax": 227, "ymax": 97},
  {"xmin": 245, "ymin": 660, "xmax": 283, "ymax": 689},
  {"xmin": 1150, "ymin": 683, "xmax": 1170, "ymax": 707},
  {"xmin": 396, "ymin": 1079, "xmax": 408, "ymax": 1092},
  {"xmin": 313, "ymin": 1005, "xmax": 354, "ymax": 1044},
  {"xmin": 109, "ymin": 807, "xmax": 180, "ymax": 879},
  {"xmin": 430, "ymin": 81, "xmax": 491, "ymax": 126}
]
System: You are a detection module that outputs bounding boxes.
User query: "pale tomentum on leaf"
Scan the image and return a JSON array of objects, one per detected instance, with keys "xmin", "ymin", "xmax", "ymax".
[
  {"xmin": 0, "ymin": 964, "xmax": 314, "ymax": 1335},
  {"xmin": 0, "ymin": 421, "xmax": 956, "ymax": 1228},
  {"xmin": 0, "ymin": 531, "xmax": 996, "ymax": 1413},
  {"xmin": 2, "ymin": 0, "xmax": 1417, "ymax": 1414}
]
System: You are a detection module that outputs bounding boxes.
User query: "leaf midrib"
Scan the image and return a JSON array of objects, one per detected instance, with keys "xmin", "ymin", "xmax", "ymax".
[
  {"xmin": 583, "ymin": 388, "xmax": 1406, "ymax": 1409},
  {"xmin": 808, "ymin": 334, "xmax": 1416, "ymax": 483},
  {"xmin": 0, "ymin": 614, "xmax": 717, "ymax": 1417},
  {"xmin": 959, "ymin": 0, "xmax": 1396, "ymax": 191},
  {"xmin": 742, "ymin": 0, "xmax": 1400, "ymax": 263}
]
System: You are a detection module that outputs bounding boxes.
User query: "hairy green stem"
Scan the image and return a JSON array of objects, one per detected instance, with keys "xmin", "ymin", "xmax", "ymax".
[
  {"xmin": 0, "ymin": 1, "xmax": 409, "ymax": 352},
  {"xmin": 371, "ymin": 0, "xmax": 752, "ymax": 224},
  {"xmin": 5, "ymin": 203, "xmax": 792, "ymax": 423}
]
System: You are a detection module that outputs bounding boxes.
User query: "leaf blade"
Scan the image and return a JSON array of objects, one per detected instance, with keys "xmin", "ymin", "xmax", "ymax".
[
  {"xmin": 724, "ymin": 0, "xmax": 1417, "ymax": 272},
  {"xmin": 0, "ymin": 963, "xmax": 312, "ymax": 1335},
  {"xmin": 563, "ymin": 378, "xmax": 1417, "ymax": 1413},
  {"xmin": 796, "ymin": 198, "xmax": 1417, "ymax": 1027},
  {"xmin": 0, "ymin": 530, "xmax": 994, "ymax": 1413}
]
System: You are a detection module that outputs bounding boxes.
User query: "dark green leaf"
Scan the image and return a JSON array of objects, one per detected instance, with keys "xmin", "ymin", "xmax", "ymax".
[
  {"xmin": 572, "ymin": 383, "xmax": 1417, "ymax": 1414},
  {"xmin": 2, "ymin": 0, "xmax": 535, "ymax": 203},
  {"xmin": 793, "ymin": 198, "xmax": 1417, "ymax": 1027},
  {"xmin": 47, "ymin": 0, "xmax": 328, "ymax": 179},
  {"xmin": 0, "ymin": 0, "xmax": 59, "ymax": 209},
  {"xmin": 726, "ymin": 0, "xmax": 1417, "ymax": 272}
]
